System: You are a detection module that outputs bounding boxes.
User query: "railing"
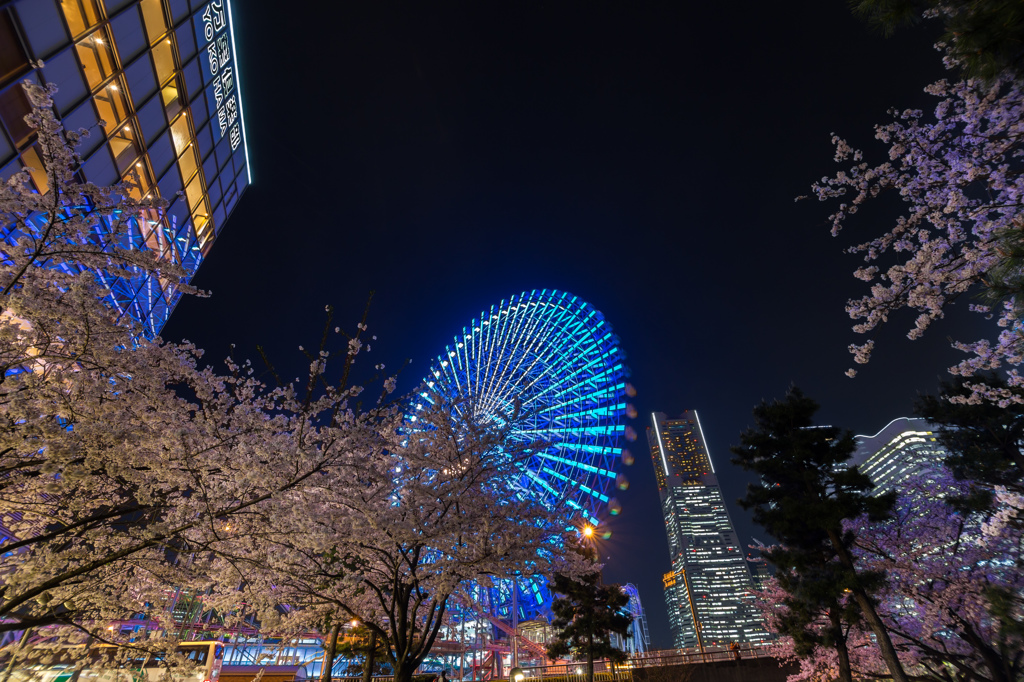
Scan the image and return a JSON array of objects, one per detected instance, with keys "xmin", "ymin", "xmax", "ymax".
[
  {"xmin": 517, "ymin": 643, "xmax": 772, "ymax": 680},
  {"xmin": 627, "ymin": 643, "xmax": 770, "ymax": 667}
]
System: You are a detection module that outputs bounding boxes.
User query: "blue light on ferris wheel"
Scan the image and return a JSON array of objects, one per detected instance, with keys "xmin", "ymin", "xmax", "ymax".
[{"xmin": 423, "ymin": 289, "xmax": 629, "ymax": 528}]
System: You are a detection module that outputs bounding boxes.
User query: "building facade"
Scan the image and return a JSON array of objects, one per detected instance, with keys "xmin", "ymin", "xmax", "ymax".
[
  {"xmin": 850, "ymin": 417, "xmax": 949, "ymax": 497},
  {"xmin": 0, "ymin": 0, "xmax": 249, "ymax": 334},
  {"xmin": 746, "ymin": 554, "xmax": 772, "ymax": 592},
  {"xmin": 648, "ymin": 411, "xmax": 767, "ymax": 650}
]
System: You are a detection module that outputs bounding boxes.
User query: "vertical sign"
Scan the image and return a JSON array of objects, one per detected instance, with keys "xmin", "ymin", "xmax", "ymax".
[{"xmin": 200, "ymin": 1, "xmax": 241, "ymax": 151}]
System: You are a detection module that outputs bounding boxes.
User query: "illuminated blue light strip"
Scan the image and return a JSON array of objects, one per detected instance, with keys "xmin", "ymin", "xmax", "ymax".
[
  {"xmin": 536, "ymin": 452, "xmax": 615, "ymax": 478},
  {"xmin": 542, "ymin": 467, "xmax": 610, "ymax": 503}
]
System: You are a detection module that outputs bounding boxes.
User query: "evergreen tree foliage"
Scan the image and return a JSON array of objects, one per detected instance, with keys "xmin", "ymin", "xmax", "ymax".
[
  {"xmin": 765, "ymin": 544, "xmax": 861, "ymax": 682},
  {"xmin": 916, "ymin": 374, "xmax": 1024, "ymax": 509},
  {"xmin": 731, "ymin": 387, "xmax": 909, "ymax": 682},
  {"xmin": 849, "ymin": 0, "xmax": 1024, "ymax": 81},
  {"xmin": 545, "ymin": 564, "xmax": 632, "ymax": 682}
]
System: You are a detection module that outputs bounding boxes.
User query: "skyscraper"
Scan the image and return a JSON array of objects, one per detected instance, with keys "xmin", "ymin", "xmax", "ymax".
[
  {"xmin": 648, "ymin": 411, "xmax": 767, "ymax": 650},
  {"xmin": 850, "ymin": 417, "xmax": 949, "ymax": 497},
  {"xmin": 1, "ymin": 0, "xmax": 249, "ymax": 335}
]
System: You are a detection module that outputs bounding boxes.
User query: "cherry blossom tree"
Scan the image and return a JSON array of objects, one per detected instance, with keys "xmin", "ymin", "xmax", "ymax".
[
  {"xmin": 753, "ymin": 577, "xmax": 890, "ymax": 682},
  {"xmin": 849, "ymin": 476, "xmax": 1024, "ymax": 682},
  {"xmin": 0, "ymin": 81, "xmax": 393, "ymax": 648},
  {"xmin": 812, "ymin": 70, "xmax": 1024, "ymax": 404},
  {"xmin": 758, "ymin": 473, "xmax": 1024, "ymax": 682},
  {"xmin": 208, "ymin": 399, "xmax": 588, "ymax": 682}
]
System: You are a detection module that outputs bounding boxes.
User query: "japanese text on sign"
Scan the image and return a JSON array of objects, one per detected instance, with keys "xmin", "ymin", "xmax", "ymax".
[{"xmin": 201, "ymin": 1, "xmax": 241, "ymax": 151}]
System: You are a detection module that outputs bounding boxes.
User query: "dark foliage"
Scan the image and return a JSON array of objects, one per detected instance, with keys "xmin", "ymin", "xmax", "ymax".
[
  {"xmin": 916, "ymin": 373, "xmax": 1024, "ymax": 510},
  {"xmin": 850, "ymin": 0, "xmax": 1024, "ymax": 81},
  {"xmin": 731, "ymin": 387, "xmax": 908, "ymax": 682},
  {"xmin": 546, "ymin": 566, "xmax": 632, "ymax": 682}
]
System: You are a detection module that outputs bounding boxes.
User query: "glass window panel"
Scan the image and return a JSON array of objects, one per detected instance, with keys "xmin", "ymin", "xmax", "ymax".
[
  {"xmin": 160, "ymin": 77, "xmax": 183, "ymax": 119},
  {"xmin": 139, "ymin": 0, "xmax": 167, "ymax": 44},
  {"xmin": 0, "ymin": 82, "xmax": 33, "ymax": 147},
  {"xmin": 177, "ymin": 145, "xmax": 198, "ymax": 185},
  {"xmin": 141, "ymin": 209, "xmax": 166, "ymax": 252},
  {"xmin": 151, "ymin": 39, "xmax": 175, "ymax": 86},
  {"xmin": 184, "ymin": 172, "xmax": 204, "ymax": 211},
  {"xmin": 0, "ymin": 11, "xmax": 29, "ymax": 83},
  {"xmin": 123, "ymin": 162, "xmax": 154, "ymax": 200},
  {"xmin": 75, "ymin": 29, "xmax": 117, "ymax": 90},
  {"xmin": 169, "ymin": 112, "xmax": 190, "ymax": 155},
  {"xmin": 192, "ymin": 201, "xmax": 212, "ymax": 252},
  {"xmin": 108, "ymin": 122, "xmax": 141, "ymax": 173},
  {"xmin": 93, "ymin": 80, "xmax": 129, "ymax": 128},
  {"xmin": 59, "ymin": 0, "xmax": 101, "ymax": 39},
  {"xmin": 21, "ymin": 145, "xmax": 49, "ymax": 194}
]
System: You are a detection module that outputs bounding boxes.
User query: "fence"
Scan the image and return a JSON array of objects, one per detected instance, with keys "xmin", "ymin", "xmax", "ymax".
[{"xmin": 517, "ymin": 643, "xmax": 771, "ymax": 682}]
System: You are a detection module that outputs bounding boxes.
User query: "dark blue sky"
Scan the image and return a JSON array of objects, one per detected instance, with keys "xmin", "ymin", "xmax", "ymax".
[{"xmin": 164, "ymin": 1, "xmax": 977, "ymax": 649}]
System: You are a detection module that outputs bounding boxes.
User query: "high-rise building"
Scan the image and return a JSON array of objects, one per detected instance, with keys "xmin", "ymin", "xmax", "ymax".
[
  {"xmin": 0, "ymin": 0, "xmax": 249, "ymax": 335},
  {"xmin": 648, "ymin": 411, "xmax": 767, "ymax": 650},
  {"xmin": 746, "ymin": 554, "xmax": 772, "ymax": 592},
  {"xmin": 850, "ymin": 417, "xmax": 949, "ymax": 497}
]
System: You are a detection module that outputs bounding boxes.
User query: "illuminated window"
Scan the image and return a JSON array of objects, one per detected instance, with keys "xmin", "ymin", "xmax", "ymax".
[
  {"xmin": 151, "ymin": 39, "xmax": 176, "ymax": 85},
  {"xmin": 93, "ymin": 81, "xmax": 129, "ymax": 127},
  {"xmin": 160, "ymin": 77, "xmax": 183, "ymax": 119},
  {"xmin": 177, "ymin": 145, "xmax": 198, "ymax": 185},
  {"xmin": 60, "ymin": 0, "xmax": 101, "ymax": 39},
  {"xmin": 193, "ymin": 201, "xmax": 212, "ymax": 250},
  {"xmin": 184, "ymin": 172, "xmax": 204, "ymax": 212},
  {"xmin": 21, "ymin": 145, "xmax": 49, "ymax": 194},
  {"xmin": 108, "ymin": 122, "xmax": 141, "ymax": 173},
  {"xmin": 122, "ymin": 163, "xmax": 154, "ymax": 201},
  {"xmin": 0, "ymin": 82, "xmax": 33, "ymax": 147},
  {"xmin": 169, "ymin": 112, "xmax": 190, "ymax": 155},
  {"xmin": 0, "ymin": 11, "xmax": 29, "ymax": 83},
  {"xmin": 75, "ymin": 29, "xmax": 117, "ymax": 90},
  {"xmin": 139, "ymin": 0, "xmax": 167, "ymax": 44}
]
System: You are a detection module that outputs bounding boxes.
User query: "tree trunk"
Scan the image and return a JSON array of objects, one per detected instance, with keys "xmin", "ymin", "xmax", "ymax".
[
  {"xmin": 827, "ymin": 530, "xmax": 909, "ymax": 682},
  {"xmin": 828, "ymin": 607, "xmax": 853, "ymax": 682},
  {"xmin": 320, "ymin": 622, "xmax": 340, "ymax": 682},
  {"xmin": 586, "ymin": 633, "xmax": 594, "ymax": 682},
  {"xmin": 849, "ymin": 589, "xmax": 909, "ymax": 682},
  {"xmin": 362, "ymin": 630, "xmax": 377, "ymax": 682},
  {"xmin": 393, "ymin": 659, "xmax": 415, "ymax": 682}
]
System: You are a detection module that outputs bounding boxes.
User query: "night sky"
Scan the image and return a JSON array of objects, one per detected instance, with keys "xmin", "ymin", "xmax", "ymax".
[{"xmin": 163, "ymin": 2, "xmax": 979, "ymax": 649}]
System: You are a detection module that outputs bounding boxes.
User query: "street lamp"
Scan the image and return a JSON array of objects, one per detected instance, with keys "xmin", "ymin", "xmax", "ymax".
[{"xmin": 509, "ymin": 667, "xmax": 524, "ymax": 682}]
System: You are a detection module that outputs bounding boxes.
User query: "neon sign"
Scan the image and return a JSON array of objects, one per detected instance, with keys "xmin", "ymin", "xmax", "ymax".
[{"xmin": 200, "ymin": 1, "xmax": 241, "ymax": 151}]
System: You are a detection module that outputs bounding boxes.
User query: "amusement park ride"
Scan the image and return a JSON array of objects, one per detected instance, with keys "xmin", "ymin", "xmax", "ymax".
[{"xmin": 0, "ymin": 290, "xmax": 646, "ymax": 679}]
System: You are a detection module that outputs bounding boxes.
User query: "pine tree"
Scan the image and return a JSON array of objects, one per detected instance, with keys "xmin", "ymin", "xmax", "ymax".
[
  {"xmin": 545, "ymin": 568, "xmax": 632, "ymax": 682},
  {"xmin": 916, "ymin": 373, "xmax": 1024, "ymax": 510},
  {"xmin": 731, "ymin": 387, "xmax": 908, "ymax": 682},
  {"xmin": 764, "ymin": 544, "xmax": 861, "ymax": 682},
  {"xmin": 849, "ymin": 0, "xmax": 1024, "ymax": 81}
]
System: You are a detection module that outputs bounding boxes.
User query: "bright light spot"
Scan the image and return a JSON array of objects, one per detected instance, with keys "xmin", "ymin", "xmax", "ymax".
[{"xmin": 582, "ymin": 526, "xmax": 594, "ymax": 538}]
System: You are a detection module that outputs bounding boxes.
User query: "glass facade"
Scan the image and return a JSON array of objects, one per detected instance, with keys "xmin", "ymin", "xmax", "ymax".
[
  {"xmin": 0, "ymin": 0, "xmax": 249, "ymax": 335},
  {"xmin": 648, "ymin": 411, "xmax": 767, "ymax": 650},
  {"xmin": 851, "ymin": 417, "xmax": 949, "ymax": 498}
]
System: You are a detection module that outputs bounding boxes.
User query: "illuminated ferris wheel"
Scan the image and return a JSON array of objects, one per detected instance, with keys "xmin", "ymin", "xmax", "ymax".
[{"xmin": 418, "ymin": 289, "xmax": 631, "ymax": 529}]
